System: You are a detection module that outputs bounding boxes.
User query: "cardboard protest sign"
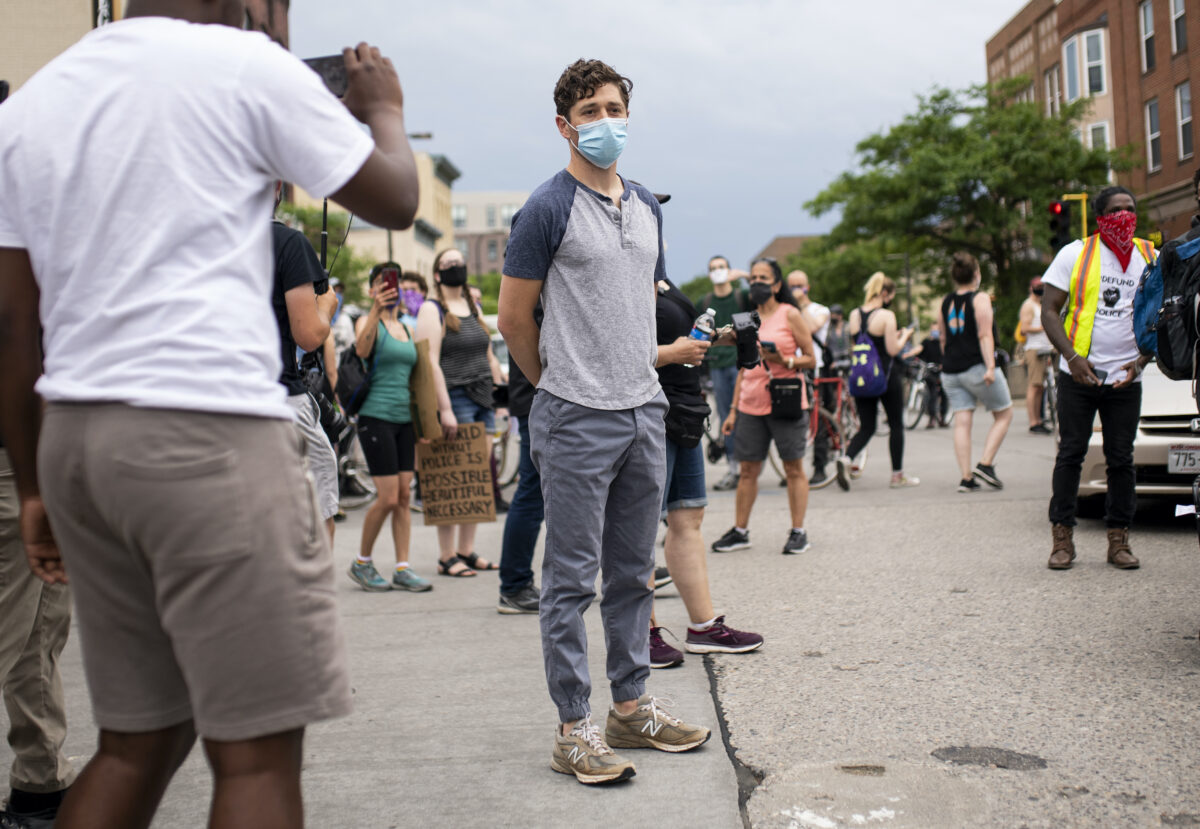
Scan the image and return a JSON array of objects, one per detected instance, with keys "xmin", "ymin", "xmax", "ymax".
[{"xmin": 415, "ymin": 421, "xmax": 496, "ymax": 526}]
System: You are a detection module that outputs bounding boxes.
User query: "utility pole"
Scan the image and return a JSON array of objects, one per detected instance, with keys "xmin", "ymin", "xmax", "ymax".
[{"xmin": 885, "ymin": 252, "xmax": 914, "ymax": 324}]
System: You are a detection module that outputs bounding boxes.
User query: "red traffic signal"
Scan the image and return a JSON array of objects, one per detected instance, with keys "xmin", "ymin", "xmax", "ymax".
[{"xmin": 1048, "ymin": 200, "xmax": 1073, "ymax": 252}]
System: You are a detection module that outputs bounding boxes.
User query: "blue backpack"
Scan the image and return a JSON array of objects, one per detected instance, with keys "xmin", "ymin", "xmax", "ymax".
[
  {"xmin": 849, "ymin": 310, "xmax": 889, "ymax": 397},
  {"xmin": 1134, "ymin": 230, "xmax": 1200, "ymax": 381}
]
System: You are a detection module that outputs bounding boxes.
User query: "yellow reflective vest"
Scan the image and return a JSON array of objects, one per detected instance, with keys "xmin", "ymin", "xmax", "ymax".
[{"xmin": 1064, "ymin": 235, "xmax": 1156, "ymax": 358}]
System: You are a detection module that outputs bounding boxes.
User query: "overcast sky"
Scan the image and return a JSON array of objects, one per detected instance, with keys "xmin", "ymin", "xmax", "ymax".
[{"xmin": 290, "ymin": 0, "xmax": 1023, "ymax": 281}]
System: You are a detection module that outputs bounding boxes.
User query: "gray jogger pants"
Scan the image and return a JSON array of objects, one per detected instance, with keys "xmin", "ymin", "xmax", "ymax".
[{"xmin": 529, "ymin": 389, "xmax": 668, "ymax": 723}]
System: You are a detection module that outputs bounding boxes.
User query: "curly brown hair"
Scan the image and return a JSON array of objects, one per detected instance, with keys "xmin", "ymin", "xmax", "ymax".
[{"xmin": 553, "ymin": 59, "xmax": 633, "ymax": 119}]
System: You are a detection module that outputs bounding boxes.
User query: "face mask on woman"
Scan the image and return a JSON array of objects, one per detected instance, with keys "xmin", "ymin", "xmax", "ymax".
[
  {"xmin": 438, "ymin": 263, "xmax": 468, "ymax": 288},
  {"xmin": 748, "ymin": 282, "xmax": 775, "ymax": 306}
]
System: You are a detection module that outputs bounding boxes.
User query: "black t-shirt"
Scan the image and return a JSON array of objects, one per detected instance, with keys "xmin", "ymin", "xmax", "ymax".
[
  {"xmin": 271, "ymin": 221, "xmax": 326, "ymax": 395},
  {"xmin": 656, "ymin": 282, "xmax": 703, "ymax": 403},
  {"xmin": 919, "ymin": 335, "xmax": 943, "ymax": 365}
]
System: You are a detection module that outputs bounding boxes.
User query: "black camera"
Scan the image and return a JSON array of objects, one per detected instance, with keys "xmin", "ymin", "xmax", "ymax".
[{"xmin": 731, "ymin": 311, "xmax": 762, "ymax": 370}]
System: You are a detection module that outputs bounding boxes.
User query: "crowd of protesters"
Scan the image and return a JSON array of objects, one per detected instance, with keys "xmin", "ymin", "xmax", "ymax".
[{"xmin": 0, "ymin": 1, "xmax": 1172, "ymax": 822}]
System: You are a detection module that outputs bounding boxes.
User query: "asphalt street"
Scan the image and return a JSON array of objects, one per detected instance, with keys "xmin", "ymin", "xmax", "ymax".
[{"xmin": 2, "ymin": 408, "xmax": 1197, "ymax": 828}]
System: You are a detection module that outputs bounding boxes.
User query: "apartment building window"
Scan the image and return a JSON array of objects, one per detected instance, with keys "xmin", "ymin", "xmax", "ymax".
[
  {"xmin": 1172, "ymin": 0, "xmax": 1187, "ymax": 53},
  {"xmin": 1090, "ymin": 122, "xmax": 1110, "ymax": 151},
  {"xmin": 486, "ymin": 204, "xmax": 497, "ymax": 228},
  {"xmin": 500, "ymin": 204, "xmax": 516, "ymax": 228},
  {"xmin": 1085, "ymin": 31, "xmax": 1105, "ymax": 95},
  {"xmin": 1044, "ymin": 66, "xmax": 1061, "ymax": 116},
  {"xmin": 1178, "ymin": 81, "xmax": 1193, "ymax": 159},
  {"xmin": 455, "ymin": 239, "xmax": 469, "ymax": 259},
  {"xmin": 487, "ymin": 239, "xmax": 498, "ymax": 263},
  {"xmin": 1147, "ymin": 98, "xmax": 1163, "ymax": 172},
  {"xmin": 1064, "ymin": 37, "xmax": 1080, "ymax": 102},
  {"xmin": 452, "ymin": 204, "xmax": 467, "ymax": 229},
  {"xmin": 1140, "ymin": 1, "xmax": 1156, "ymax": 72}
]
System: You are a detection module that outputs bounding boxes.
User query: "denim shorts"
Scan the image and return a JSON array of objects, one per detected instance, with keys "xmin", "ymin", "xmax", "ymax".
[
  {"xmin": 943, "ymin": 363, "xmax": 1013, "ymax": 413},
  {"xmin": 448, "ymin": 386, "xmax": 495, "ymax": 431},
  {"xmin": 661, "ymin": 439, "xmax": 708, "ymax": 518}
]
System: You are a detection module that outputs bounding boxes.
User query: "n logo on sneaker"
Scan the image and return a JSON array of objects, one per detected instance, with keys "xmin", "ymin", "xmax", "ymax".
[
  {"xmin": 641, "ymin": 720, "xmax": 664, "ymax": 737},
  {"xmin": 567, "ymin": 746, "xmax": 587, "ymax": 767}
]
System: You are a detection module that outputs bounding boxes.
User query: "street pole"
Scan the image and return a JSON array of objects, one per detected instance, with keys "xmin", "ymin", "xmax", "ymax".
[{"xmin": 885, "ymin": 252, "xmax": 915, "ymax": 324}]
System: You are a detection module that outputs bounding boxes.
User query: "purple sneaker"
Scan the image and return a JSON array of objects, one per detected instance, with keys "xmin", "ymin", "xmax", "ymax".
[
  {"xmin": 649, "ymin": 626, "xmax": 684, "ymax": 668},
  {"xmin": 684, "ymin": 616, "xmax": 764, "ymax": 655}
]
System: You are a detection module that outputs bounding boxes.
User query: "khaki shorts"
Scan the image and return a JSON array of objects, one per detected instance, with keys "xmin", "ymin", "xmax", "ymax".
[
  {"xmin": 1024, "ymin": 349, "xmax": 1048, "ymax": 387},
  {"xmin": 39, "ymin": 404, "xmax": 352, "ymax": 741}
]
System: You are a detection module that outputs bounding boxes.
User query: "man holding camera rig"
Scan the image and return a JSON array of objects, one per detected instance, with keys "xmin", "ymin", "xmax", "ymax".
[
  {"xmin": 0, "ymin": 0, "xmax": 420, "ymax": 824},
  {"xmin": 272, "ymin": 183, "xmax": 342, "ymax": 542}
]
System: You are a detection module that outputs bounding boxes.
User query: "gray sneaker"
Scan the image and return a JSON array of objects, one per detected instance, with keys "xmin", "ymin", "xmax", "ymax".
[
  {"xmin": 497, "ymin": 583, "xmax": 540, "ymax": 614},
  {"xmin": 605, "ymin": 695, "xmax": 710, "ymax": 753},
  {"xmin": 392, "ymin": 567, "xmax": 432, "ymax": 592},
  {"xmin": 550, "ymin": 717, "xmax": 636, "ymax": 784},
  {"xmin": 348, "ymin": 560, "xmax": 391, "ymax": 592}
]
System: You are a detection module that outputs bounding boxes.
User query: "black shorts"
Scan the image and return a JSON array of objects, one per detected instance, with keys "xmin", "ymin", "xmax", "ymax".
[{"xmin": 357, "ymin": 416, "xmax": 415, "ymax": 477}]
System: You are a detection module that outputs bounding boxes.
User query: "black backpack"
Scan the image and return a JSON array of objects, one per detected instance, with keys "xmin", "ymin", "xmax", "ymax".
[{"xmin": 1148, "ymin": 228, "xmax": 1200, "ymax": 384}]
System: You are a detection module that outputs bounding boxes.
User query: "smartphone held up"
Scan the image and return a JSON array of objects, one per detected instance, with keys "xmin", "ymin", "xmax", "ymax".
[{"xmin": 302, "ymin": 55, "xmax": 348, "ymax": 98}]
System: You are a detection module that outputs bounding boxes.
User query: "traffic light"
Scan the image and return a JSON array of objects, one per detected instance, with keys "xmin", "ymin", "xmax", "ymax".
[{"xmin": 1048, "ymin": 200, "xmax": 1074, "ymax": 252}]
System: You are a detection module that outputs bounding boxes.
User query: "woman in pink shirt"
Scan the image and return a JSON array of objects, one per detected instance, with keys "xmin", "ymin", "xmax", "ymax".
[{"xmin": 713, "ymin": 258, "xmax": 817, "ymax": 556}]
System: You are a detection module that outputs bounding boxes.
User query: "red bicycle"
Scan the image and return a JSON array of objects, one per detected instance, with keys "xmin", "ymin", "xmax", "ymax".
[{"xmin": 802, "ymin": 365, "xmax": 864, "ymax": 490}]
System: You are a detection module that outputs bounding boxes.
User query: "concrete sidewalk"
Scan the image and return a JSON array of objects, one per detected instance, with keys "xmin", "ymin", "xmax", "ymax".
[{"xmin": 0, "ymin": 504, "xmax": 742, "ymax": 828}]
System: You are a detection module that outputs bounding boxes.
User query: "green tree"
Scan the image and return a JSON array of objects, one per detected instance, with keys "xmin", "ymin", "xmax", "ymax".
[
  {"xmin": 276, "ymin": 202, "xmax": 373, "ymax": 305},
  {"xmin": 802, "ymin": 78, "xmax": 1135, "ymax": 342}
]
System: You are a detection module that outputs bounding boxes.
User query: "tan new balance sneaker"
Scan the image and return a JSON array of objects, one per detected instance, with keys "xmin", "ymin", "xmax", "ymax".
[
  {"xmin": 550, "ymin": 717, "xmax": 636, "ymax": 785},
  {"xmin": 605, "ymin": 695, "xmax": 711, "ymax": 753}
]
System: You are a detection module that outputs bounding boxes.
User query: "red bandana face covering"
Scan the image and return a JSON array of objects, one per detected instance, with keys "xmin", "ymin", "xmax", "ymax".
[{"xmin": 1097, "ymin": 210, "xmax": 1137, "ymax": 270}]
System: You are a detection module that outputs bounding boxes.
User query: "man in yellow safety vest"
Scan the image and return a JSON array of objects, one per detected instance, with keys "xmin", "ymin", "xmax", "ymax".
[{"xmin": 1039, "ymin": 186, "xmax": 1154, "ymax": 571}]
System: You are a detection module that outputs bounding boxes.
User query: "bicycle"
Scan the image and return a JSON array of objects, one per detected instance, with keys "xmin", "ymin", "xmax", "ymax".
[
  {"xmin": 904, "ymin": 359, "xmax": 944, "ymax": 429},
  {"xmin": 1039, "ymin": 351, "xmax": 1058, "ymax": 435}
]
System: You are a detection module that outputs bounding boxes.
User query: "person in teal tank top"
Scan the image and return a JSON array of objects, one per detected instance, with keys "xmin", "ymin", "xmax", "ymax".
[{"xmin": 348, "ymin": 264, "xmax": 430, "ymax": 594}]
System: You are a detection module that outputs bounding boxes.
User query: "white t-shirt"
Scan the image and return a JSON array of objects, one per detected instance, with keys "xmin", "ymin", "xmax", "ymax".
[
  {"xmin": 1042, "ymin": 239, "xmax": 1149, "ymax": 384},
  {"xmin": 799, "ymin": 300, "xmax": 830, "ymax": 367},
  {"xmin": 0, "ymin": 17, "xmax": 374, "ymax": 419},
  {"xmin": 1021, "ymin": 297, "xmax": 1052, "ymax": 353}
]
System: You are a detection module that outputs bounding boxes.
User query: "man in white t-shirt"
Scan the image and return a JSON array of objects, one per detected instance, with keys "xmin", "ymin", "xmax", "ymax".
[
  {"xmin": 787, "ymin": 270, "xmax": 832, "ymax": 485},
  {"xmin": 0, "ymin": 2, "xmax": 420, "ymax": 825},
  {"xmin": 1040, "ymin": 186, "xmax": 1154, "ymax": 573}
]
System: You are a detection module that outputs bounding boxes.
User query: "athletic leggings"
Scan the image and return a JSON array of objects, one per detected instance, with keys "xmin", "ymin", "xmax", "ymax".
[{"xmin": 846, "ymin": 369, "xmax": 906, "ymax": 472}]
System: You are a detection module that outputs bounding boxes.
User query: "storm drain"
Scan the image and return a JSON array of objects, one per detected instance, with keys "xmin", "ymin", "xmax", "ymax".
[{"xmin": 932, "ymin": 746, "xmax": 1048, "ymax": 770}]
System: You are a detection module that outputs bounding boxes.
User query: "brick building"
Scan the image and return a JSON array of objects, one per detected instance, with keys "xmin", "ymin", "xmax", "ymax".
[
  {"xmin": 987, "ymin": 0, "xmax": 1199, "ymax": 240},
  {"xmin": 451, "ymin": 191, "xmax": 530, "ymax": 275}
]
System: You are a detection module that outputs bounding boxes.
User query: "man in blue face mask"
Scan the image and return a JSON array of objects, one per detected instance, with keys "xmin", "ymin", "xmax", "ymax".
[{"xmin": 498, "ymin": 59, "xmax": 711, "ymax": 785}]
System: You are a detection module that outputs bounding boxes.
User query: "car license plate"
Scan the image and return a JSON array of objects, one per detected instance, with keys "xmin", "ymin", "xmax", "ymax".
[{"xmin": 1168, "ymin": 444, "xmax": 1200, "ymax": 474}]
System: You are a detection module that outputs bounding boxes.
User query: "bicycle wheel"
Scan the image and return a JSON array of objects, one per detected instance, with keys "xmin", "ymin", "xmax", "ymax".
[
  {"xmin": 767, "ymin": 441, "xmax": 785, "ymax": 482},
  {"xmin": 806, "ymin": 407, "xmax": 841, "ymax": 490},
  {"xmin": 904, "ymin": 383, "xmax": 926, "ymax": 430},
  {"xmin": 1043, "ymin": 375, "xmax": 1058, "ymax": 433},
  {"xmin": 493, "ymin": 414, "xmax": 520, "ymax": 488}
]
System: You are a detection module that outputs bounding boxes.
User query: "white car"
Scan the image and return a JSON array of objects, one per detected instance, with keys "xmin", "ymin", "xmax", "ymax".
[{"xmin": 1078, "ymin": 363, "xmax": 1200, "ymax": 498}]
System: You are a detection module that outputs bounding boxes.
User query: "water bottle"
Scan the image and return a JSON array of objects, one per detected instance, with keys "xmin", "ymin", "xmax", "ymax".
[{"xmin": 684, "ymin": 308, "xmax": 717, "ymax": 367}]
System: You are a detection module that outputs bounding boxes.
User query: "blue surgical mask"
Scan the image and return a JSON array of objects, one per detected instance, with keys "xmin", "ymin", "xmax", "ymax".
[{"xmin": 567, "ymin": 117, "xmax": 627, "ymax": 169}]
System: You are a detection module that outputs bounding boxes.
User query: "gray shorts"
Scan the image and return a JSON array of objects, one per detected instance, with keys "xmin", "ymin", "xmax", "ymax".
[
  {"xmin": 287, "ymin": 393, "xmax": 339, "ymax": 520},
  {"xmin": 943, "ymin": 363, "xmax": 1013, "ymax": 413},
  {"xmin": 38, "ymin": 404, "xmax": 352, "ymax": 741},
  {"xmin": 735, "ymin": 411, "xmax": 809, "ymax": 462}
]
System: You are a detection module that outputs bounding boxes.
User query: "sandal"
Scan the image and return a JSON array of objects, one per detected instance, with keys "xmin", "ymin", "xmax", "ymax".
[
  {"xmin": 459, "ymin": 552, "xmax": 499, "ymax": 571},
  {"xmin": 437, "ymin": 555, "xmax": 476, "ymax": 577}
]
